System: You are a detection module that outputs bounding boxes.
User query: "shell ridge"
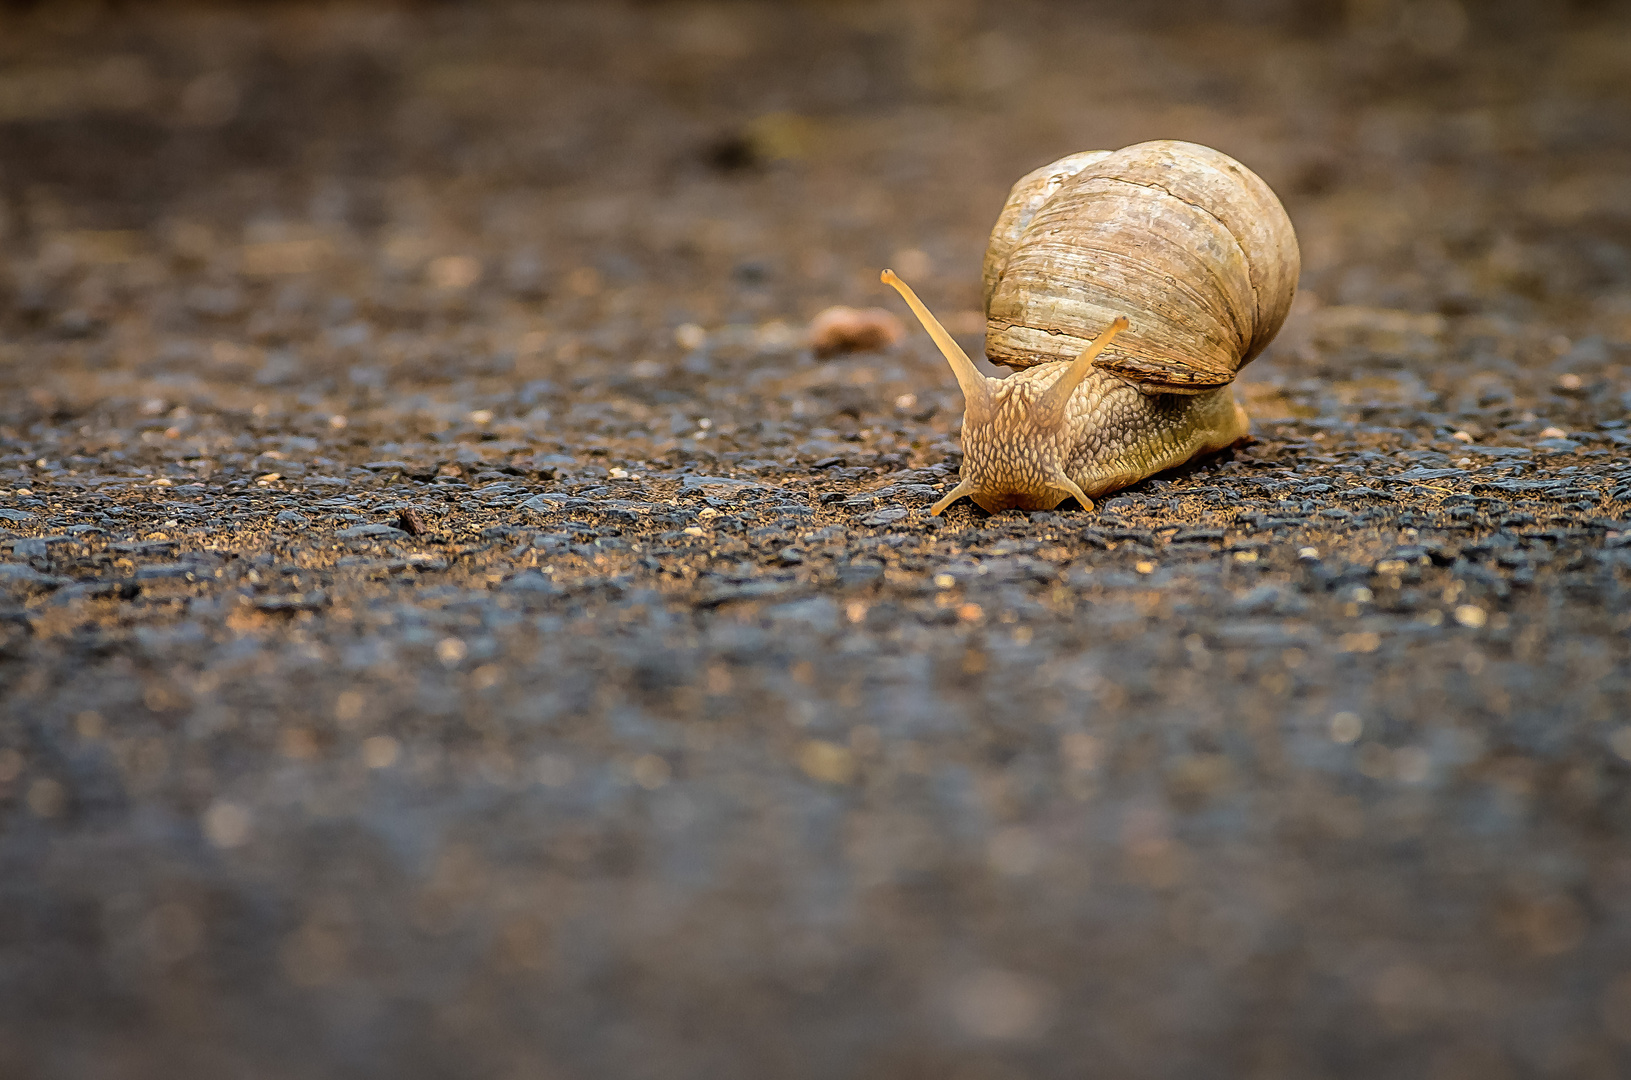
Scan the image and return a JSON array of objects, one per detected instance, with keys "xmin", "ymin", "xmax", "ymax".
[
  {"xmin": 983, "ymin": 142, "xmax": 1298, "ymax": 378},
  {"xmin": 999, "ymin": 241, "xmax": 1242, "ymax": 376},
  {"xmin": 1072, "ymin": 174, "xmax": 1260, "ymax": 354},
  {"xmin": 1002, "ymin": 177, "xmax": 1256, "ymax": 371}
]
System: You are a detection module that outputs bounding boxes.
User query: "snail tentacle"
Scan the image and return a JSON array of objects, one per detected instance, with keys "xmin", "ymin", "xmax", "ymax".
[
  {"xmin": 1051, "ymin": 471, "xmax": 1094, "ymax": 513},
  {"xmin": 929, "ymin": 477, "xmax": 977, "ymax": 517},
  {"xmin": 1028, "ymin": 315, "xmax": 1129, "ymax": 431},
  {"xmin": 880, "ymin": 270, "xmax": 992, "ymax": 425}
]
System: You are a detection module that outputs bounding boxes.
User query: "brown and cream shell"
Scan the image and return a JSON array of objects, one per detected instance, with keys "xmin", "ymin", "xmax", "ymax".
[{"xmin": 980, "ymin": 140, "xmax": 1299, "ymax": 393}]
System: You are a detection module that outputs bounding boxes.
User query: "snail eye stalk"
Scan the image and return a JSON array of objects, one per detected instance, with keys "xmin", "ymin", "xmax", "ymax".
[
  {"xmin": 1028, "ymin": 316, "xmax": 1129, "ymax": 431},
  {"xmin": 880, "ymin": 269, "xmax": 992, "ymax": 425}
]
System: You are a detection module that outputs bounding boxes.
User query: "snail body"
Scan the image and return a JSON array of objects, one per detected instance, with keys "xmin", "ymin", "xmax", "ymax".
[{"xmin": 883, "ymin": 140, "xmax": 1299, "ymax": 514}]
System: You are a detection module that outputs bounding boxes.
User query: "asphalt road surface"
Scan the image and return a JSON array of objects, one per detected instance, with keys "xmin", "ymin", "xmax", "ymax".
[{"xmin": 3, "ymin": 3, "xmax": 1631, "ymax": 1078}]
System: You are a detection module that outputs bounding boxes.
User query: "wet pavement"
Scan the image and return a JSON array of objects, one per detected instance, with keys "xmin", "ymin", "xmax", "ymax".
[{"xmin": 3, "ymin": 3, "xmax": 1631, "ymax": 1078}]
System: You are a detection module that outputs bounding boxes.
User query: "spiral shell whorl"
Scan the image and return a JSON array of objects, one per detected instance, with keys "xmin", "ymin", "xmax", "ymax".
[{"xmin": 982, "ymin": 141, "xmax": 1299, "ymax": 391}]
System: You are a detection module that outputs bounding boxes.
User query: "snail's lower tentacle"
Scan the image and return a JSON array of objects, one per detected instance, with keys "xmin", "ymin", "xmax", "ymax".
[
  {"xmin": 1052, "ymin": 471, "xmax": 1095, "ymax": 513},
  {"xmin": 929, "ymin": 478, "xmax": 977, "ymax": 517}
]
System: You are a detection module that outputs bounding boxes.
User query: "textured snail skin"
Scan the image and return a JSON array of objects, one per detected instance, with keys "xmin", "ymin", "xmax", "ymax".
[{"xmin": 956, "ymin": 366, "xmax": 1248, "ymax": 513}]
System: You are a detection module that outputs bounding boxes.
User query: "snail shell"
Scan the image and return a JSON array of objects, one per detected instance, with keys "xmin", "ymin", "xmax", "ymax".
[
  {"xmin": 882, "ymin": 140, "xmax": 1300, "ymax": 515},
  {"xmin": 984, "ymin": 140, "xmax": 1298, "ymax": 391}
]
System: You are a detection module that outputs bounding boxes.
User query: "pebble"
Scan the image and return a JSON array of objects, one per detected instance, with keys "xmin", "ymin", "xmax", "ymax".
[{"xmin": 806, "ymin": 306, "xmax": 905, "ymax": 357}]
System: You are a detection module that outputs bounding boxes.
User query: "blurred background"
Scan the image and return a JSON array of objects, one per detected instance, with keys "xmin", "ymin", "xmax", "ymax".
[
  {"xmin": 2, "ymin": 2, "xmax": 1631, "ymax": 1079},
  {"xmin": 1, "ymin": 0, "xmax": 1628, "ymax": 405}
]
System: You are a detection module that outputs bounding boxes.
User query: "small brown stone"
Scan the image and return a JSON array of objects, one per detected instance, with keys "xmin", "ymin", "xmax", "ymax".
[{"xmin": 806, "ymin": 305, "xmax": 904, "ymax": 357}]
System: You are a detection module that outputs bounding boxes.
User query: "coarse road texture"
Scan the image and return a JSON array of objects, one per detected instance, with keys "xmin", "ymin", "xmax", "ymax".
[{"xmin": 3, "ymin": 3, "xmax": 1631, "ymax": 1078}]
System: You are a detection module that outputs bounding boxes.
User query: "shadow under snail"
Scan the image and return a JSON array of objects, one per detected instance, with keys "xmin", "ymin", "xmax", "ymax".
[{"xmin": 882, "ymin": 139, "xmax": 1301, "ymax": 516}]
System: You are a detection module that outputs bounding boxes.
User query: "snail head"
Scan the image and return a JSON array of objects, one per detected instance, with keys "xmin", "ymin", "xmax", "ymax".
[{"xmin": 881, "ymin": 269, "xmax": 1126, "ymax": 515}]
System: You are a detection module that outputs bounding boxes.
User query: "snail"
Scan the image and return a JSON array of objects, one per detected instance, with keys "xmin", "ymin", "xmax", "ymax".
[{"xmin": 881, "ymin": 140, "xmax": 1300, "ymax": 515}]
